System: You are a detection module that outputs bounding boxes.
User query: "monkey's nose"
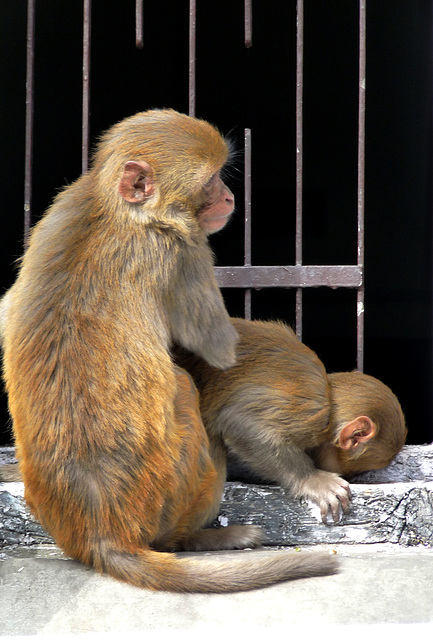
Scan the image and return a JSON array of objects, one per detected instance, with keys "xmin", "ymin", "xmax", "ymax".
[{"xmin": 226, "ymin": 196, "xmax": 234, "ymax": 207}]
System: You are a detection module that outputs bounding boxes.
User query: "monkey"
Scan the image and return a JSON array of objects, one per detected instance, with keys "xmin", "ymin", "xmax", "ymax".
[
  {"xmin": 175, "ymin": 317, "xmax": 407, "ymax": 524},
  {"xmin": 1, "ymin": 110, "xmax": 337, "ymax": 592},
  {"xmin": 0, "ymin": 289, "xmax": 10, "ymax": 343}
]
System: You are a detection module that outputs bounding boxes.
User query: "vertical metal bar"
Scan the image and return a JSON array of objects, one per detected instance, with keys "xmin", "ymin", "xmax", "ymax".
[
  {"xmin": 244, "ymin": 0, "xmax": 252, "ymax": 48},
  {"xmin": 357, "ymin": 0, "xmax": 366, "ymax": 372},
  {"xmin": 244, "ymin": 128, "xmax": 252, "ymax": 319},
  {"xmin": 82, "ymin": 0, "xmax": 91, "ymax": 174},
  {"xmin": 24, "ymin": 0, "xmax": 35, "ymax": 249},
  {"xmin": 295, "ymin": 0, "xmax": 304, "ymax": 340},
  {"xmin": 189, "ymin": 0, "xmax": 196, "ymax": 117},
  {"xmin": 136, "ymin": 0, "xmax": 144, "ymax": 49}
]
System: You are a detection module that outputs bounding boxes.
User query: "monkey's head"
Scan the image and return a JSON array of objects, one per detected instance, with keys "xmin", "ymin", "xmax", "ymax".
[
  {"xmin": 93, "ymin": 109, "xmax": 234, "ymax": 234},
  {"xmin": 317, "ymin": 371, "xmax": 407, "ymax": 476}
]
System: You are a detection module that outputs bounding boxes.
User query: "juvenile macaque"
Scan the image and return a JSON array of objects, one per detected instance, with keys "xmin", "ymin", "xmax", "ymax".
[
  {"xmin": 176, "ymin": 318, "xmax": 407, "ymax": 523},
  {"xmin": 1, "ymin": 110, "xmax": 337, "ymax": 592}
]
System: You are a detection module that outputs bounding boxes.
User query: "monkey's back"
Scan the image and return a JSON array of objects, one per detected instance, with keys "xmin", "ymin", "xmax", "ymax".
[
  {"xmin": 178, "ymin": 318, "xmax": 333, "ymax": 449},
  {"xmin": 2, "ymin": 176, "xmax": 216, "ymax": 560}
]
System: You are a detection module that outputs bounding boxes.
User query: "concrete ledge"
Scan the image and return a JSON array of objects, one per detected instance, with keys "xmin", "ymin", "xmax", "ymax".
[
  {"xmin": 218, "ymin": 480, "xmax": 433, "ymax": 547},
  {"xmin": 2, "ymin": 445, "xmax": 433, "ymax": 549},
  {"xmin": 2, "ymin": 479, "xmax": 433, "ymax": 549}
]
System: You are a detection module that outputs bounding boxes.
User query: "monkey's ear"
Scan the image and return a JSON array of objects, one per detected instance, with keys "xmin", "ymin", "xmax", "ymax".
[
  {"xmin": 118, "ymin": 161, "xmax": 155, "ymax": 203},
  {"xmin": 338, "ymin": 416, "xmax": 376, "ymax": 451}
]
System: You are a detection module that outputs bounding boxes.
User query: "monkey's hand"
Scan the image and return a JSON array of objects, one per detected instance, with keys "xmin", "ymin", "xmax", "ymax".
[
  {"xmin": 169, "ymin": 289, "xmax": 238, "ymax": 370},
  {"xmin": 295, "ymin": 470, "xmax": 352, "ymax": 524},
  {"xmin": 199, "ymin": 321, "xmax": 238, "ymax": 370}
]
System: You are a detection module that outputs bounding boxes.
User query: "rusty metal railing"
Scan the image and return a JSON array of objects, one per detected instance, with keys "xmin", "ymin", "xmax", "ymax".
[
  {"xmin": 82, "ymin": 0, "xmax": 91, "ymax": 174},
  {"xmin": 23, "ymin": 0, "xmax": 35, "ymax": 250},
  {"xmin": 22, "ymin": 0, "xmax": 366, "ymax": 370},
  {"xmin": 212, "ymin": 0, "xmax": 367, "ymax": 370}
]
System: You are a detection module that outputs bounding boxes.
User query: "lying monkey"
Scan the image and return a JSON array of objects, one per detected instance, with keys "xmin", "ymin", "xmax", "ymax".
[{"xmin": 175, "ymin": 317, "xmax": 407, "ymax": 523}]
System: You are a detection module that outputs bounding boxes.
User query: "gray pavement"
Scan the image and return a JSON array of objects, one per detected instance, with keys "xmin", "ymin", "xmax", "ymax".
[{"xmin": 1, "ymin": 543, "xmax": 433, "ymax": 637}]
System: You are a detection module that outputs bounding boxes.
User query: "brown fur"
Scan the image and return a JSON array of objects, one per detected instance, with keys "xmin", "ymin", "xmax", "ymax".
[
  {"xmin": 0, "ymin": 464, "xmax": 19, "ymax": 482},
  {"xmin": 317, "ymin": 371, "xmax": 407, "ymax": 474},
  {"xmin": 1, "ymin": 110, "xmax": 337, "ymax": 592},
  {"xmin": 176, "ymin": 317, "xmax": 407, "ymax": 523}
]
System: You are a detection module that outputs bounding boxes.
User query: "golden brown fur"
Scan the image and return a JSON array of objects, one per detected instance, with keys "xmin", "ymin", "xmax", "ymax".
[
  {"xmin": 1, "ymin": 110, "xmax": 337, "ymax": 591},
  {"xmin": 176, "ymin": 318, "xmax": 407, "ymax": 523}
]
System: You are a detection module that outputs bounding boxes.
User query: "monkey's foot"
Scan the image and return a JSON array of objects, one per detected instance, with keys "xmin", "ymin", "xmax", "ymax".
[{"xmin": 179, "ymin": 524, "xmax": 264, "ymax": 552}]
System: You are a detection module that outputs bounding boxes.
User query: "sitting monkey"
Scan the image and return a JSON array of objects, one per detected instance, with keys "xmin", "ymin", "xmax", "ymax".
[
  {"xmin": 175, "ymin": 317, "xmax": 407, "ymax": 523},
  {"xmin": 1, "ymin": 111, "xmax": 342, "ymax": 591}
]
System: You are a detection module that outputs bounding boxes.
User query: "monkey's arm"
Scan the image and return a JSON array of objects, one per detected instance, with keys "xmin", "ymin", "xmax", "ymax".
[
  {"xmin": 167, "ymin": 243, "xmax": 238, "ymax": 370},
  {"xmin": 212, "ymin": 387, "xmax": 351, "ymax": 523}
]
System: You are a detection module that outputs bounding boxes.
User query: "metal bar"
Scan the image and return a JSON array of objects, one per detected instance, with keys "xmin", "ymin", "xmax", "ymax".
[
  {"xmin": 82, "ymin": 0, "xmax": 91, "ymax": 174},
  {"xmin": 295, "ymin": 0, "xmax": 304, "ymax": 340},
  {"xmin": 244, "ymin": 128, "xmax": 252, "ymax": 318},
  {"xmin": 24, "ymin": 0, "xmax": 35, "ymax": 249},
  {"xmin": 136, "ymin": 0, "xmax": 144, "ymax": 49},
  {"xmin": 189, "ymin": 0, "xmax": 196, "ymax": 117},
  {"xmin": 357, "ymin": 0, "xmax": 366, "ymax": 371},
  {"xmin": 215, "ymin": 265, "xmax": 363, "ymax": 289},
  {"xmin": 244, "ymin": 0, "xmax": 252, "ymax": 48}
]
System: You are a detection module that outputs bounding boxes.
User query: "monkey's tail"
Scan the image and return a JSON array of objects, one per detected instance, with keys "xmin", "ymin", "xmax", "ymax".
[
  {"xmin": 96, "ymin": 545, "xmax": 338, "ymax": 593},
  {"xmin": 0, "ymin": 464, "xmax": 21, "ymax": 483}
]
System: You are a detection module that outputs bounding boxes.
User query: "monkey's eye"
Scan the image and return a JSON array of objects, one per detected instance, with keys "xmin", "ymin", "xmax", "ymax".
[{"xmin": 203, "ymin": 174, "xmax": 217, "ymax": 191}]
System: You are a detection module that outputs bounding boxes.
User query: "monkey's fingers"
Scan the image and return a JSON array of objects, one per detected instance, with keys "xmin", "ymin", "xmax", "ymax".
[
  {"xmin": 337, "ymin": 476, "xmax": 353, "ymax": 500},
  {"xmin": 329, "ymin": 498, "xmax": 344, "ymax": 524},
  {"xmin": 321, "ymin": 497, "xmax": 339, "ymax": 524},
  {"xmin": 335, "ymin": 479, "xmax": 352, "ymax": 510},
  {"xmin": 320, "ymin": 483, "xmax": 352, "ymax": 523},
  {"xmin": 320, "ymin": 497, "xmax": 341, "ymax": 524},
  {"xmin": 297, "ymin": 470, "xmax": 352, "ymax": 523}
]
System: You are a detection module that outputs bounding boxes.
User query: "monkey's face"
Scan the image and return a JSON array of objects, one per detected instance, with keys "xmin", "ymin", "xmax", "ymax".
[
  {"xmin": 196, "ymin": 173, "xmax": 235, "ymax": 234},
  {"xmin": 97, "ymin": 109, "xmax": 233, "ymax": 218}
]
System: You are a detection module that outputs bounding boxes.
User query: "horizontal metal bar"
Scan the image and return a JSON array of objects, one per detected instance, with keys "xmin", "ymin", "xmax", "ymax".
[{"xmin": 214, "ymin": 265, "xmax": 363, "ymax": 289}]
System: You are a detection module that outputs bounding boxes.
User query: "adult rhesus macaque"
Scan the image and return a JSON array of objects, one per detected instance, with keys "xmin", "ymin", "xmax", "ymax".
[
  {"xmin": 1, "ymin": 110, "xmax": 337, "ymax": 592},
  {"xmin": 176, "ymin": 318, "xmax": 407, "ymax": 523}
]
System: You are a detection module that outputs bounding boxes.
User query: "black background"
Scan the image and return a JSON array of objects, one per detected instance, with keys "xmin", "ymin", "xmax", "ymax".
[{"xmin": 0, "ymin": 1, "xmax": 432, "ymax": 445}]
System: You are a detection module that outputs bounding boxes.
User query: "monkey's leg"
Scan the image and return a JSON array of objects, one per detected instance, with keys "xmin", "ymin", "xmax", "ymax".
[{"xmin": 153, "ymin": 369, "xmax": 266, "ymax": 554}]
